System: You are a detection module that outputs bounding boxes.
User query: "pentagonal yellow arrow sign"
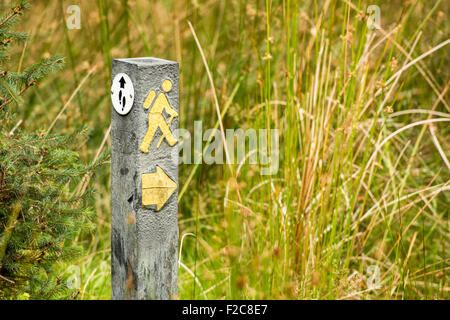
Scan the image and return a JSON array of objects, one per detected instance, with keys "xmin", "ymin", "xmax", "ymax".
[{"xmin": 142, "ymin": 166, "xmax": 177, "ymax": 210}]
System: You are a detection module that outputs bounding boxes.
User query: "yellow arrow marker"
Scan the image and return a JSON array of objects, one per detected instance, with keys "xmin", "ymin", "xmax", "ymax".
[{"xmin": 142, "ymin": 166, "xmax": 177, "ymax": 210}]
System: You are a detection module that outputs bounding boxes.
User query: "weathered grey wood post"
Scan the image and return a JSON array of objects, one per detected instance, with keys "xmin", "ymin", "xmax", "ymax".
[{"xmin": 111, "ymin": 57, "xmax": 179, "ymax": 300}]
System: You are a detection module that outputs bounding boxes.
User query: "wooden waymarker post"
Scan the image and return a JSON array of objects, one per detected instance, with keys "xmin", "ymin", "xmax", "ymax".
[{"xmin": 111, "ymin": 58, "xmax": 179, "ymax": 300}]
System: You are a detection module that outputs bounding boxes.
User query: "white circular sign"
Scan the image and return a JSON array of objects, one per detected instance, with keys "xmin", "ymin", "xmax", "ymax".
[{"xmin": 111, "ymin": 73, "xmax": 134, "ymax": 115}]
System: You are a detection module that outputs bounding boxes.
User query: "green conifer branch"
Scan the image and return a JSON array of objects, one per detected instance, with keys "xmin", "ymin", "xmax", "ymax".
[
  {"xmin": 0, "ymin": 202, "xmax": 21, "ymax": 270},
  {"xmin": 0, "ymin": 2, "xmax": 28, "ymax": 29},
  {"xmin": 0, "ymin": 2, "xmax": 105, "ymax": 299},
  {"xmin": 0, "ymin": 57, "xmax": 64, "ymax": 110}
]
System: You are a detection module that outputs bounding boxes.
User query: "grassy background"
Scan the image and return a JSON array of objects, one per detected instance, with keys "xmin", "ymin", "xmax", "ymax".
[{"xmin": 5, "ymin": 0, "xmax": 449, "ymax": 299}]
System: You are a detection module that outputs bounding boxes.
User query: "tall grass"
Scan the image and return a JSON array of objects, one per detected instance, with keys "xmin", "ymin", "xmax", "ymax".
[{"xmin": 10, "ymin": 0, "xmax": 449, "ymax": 299}]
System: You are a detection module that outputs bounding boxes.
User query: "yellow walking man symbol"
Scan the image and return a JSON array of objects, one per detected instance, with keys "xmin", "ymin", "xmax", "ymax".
[{"xmin": 140, "ymin": 79, "xmax": 178, "ymax": 153}]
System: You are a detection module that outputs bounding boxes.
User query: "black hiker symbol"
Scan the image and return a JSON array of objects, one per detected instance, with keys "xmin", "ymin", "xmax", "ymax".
[{"xmin": 118, "ymin": 76, "xmax": 126, "ymax": 111}]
